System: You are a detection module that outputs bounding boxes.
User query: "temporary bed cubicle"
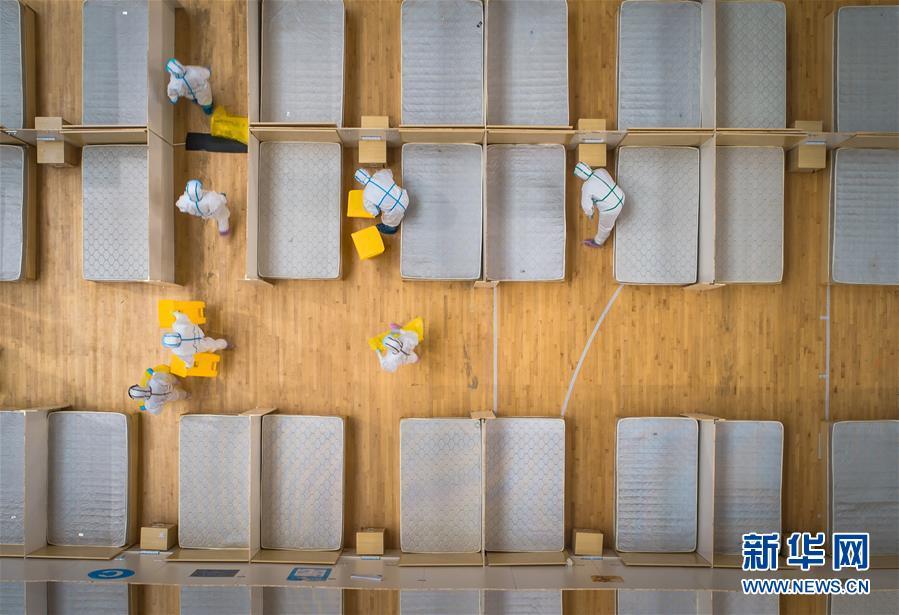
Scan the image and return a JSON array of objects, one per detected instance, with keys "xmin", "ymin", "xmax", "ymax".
[
  {"xmin": 181, "ymin": 586, "xmax": 344, "ymax": 615},
  {"xmin": 616, "ymin": 591, "xmax": 779, "ymax": 615},
  {"xmin": 400, "ymin": 590, "xmax": 562, "ymax": 615},
  {"xmin": 253, "ymin": 414, "xmax": 345, "ymax": 564},
  {"xmin": 0, "ymin": 141, "xmax": 36, "ymax": 281},
  {"xmin": 0, "ymin": 0, "xmax": 36, "ymax": 132},
  {"xmin": 45, "ymin": 582, "xmax": 136, "ymax": 614},
  {"xmin": 80, "ymin": 0, "xmax": 175, "ymax": 143}
]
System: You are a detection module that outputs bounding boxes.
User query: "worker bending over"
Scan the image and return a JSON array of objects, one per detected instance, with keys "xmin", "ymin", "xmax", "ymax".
[
  {"xmin": 354, "ymin": 168, "xmax": 410, "ymax": 235},
  {"xmin": 128, "ymin": 368, "xmax": 189, "ymax": 415},
  {"xmin": 162, "ymin": 310, "xmax": 229, "ymax": 368},
  {"xmin": 166, "ymin": 58, "xmax": 214, "ymax": 115},
  {"xmin": 175, "ymin": 179, "xmax": 231, "ymax": 236},
  {"xmin": 574, "ymin": 161, "xmax": 625, "ymax": 247},
  {"xmin": 377, "ymin": 323, "xmax": 420, "ymax": 373}
]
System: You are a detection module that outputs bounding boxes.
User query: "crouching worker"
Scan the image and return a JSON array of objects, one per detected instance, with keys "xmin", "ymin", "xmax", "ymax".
[
  {"xmin": 377, "ymin": 323, "xmax": 420, "ymax": 373},
  {"xmin": 574, "ymin": 161, "xmax": 625, "ymax": 247},
  {"xmin": 128, "ymin": 368, "xmax": 189, "ymax": 415},
  {"xmin": 162, "ymin": 310, "xmax": 229, "ymax": 369},
  {"xmin": 165, "ymin": 58, "xmax": 214, "ymax": 115},
  {"xmin": 354, "ymin": 168, "xmax": 410, "ymax": 235},
  {"xmin": 176, "ymin": 179, "xmax": 231, "ymax": 236}
]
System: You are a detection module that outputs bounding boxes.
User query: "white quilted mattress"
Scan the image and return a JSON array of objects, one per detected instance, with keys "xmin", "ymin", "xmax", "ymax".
[
  {"xmin": 401, "ymin": 143, "xmax": 483, "ymax": 280},
  {"xmin": 617, "ymin": 590, "xmax": 699, "ymax": 615},
  {"xmin": 82, "ymin": 145, "xmax": 149, "ymax": 281},
  {"xmin": 0, "ymin": 144, "xmax": 25, "ymax": 281},
  {"xmin": 47, "ymin": 412, "xmax": 130, "ymax": 547},
  {"xmin": 615, "ymin": 147, "xmax": 700, "ymax": 285},
  {"xmin": 831, "ymin": 148, "xmax": 899, "ymax": 285},
  {"xmin": 48, "ymin": 582, "xmax": 130, "ymax": 615},
  {"xmin": 831, "ymin": 421, "xmax": 899, "ymax": 557},
  {"xmin": 831, "ymin": 591, "xmax": 899, "ymax": 615},
  {"xmin": 715, "ymin": 147, "xmax": 784, "ymax": 283},
  {"xmin": 486, "ymin": 144, "xmax": 566, "ymax": 281},
  {"xmin": 484, "ymin": 591, "xmax": 562, "ymax": 615},
  {"xmin": 616, "ymin": 417, "xmax": 698, "ymax": 553},
  {"xmin": 82, "ymin": 0, "xmax": 148, "ymax": 126},
  {"xmin": 401, "ymin": 0, "xmax": 484, "ymax": 125},
  {"xmin": 0, "ymin": 412, "xmax": 25, "ymax": 545},
  {"xmin": 714, "ymin": 421, "xmax": 783, "ymax": 556},
  {"xmin": 716, "ymin": 2, "xmax": 786, "ymax": 128},
  {"xmin": 181, "ymin": 587, "xmax": 250, "ymax": 615},
  {"xmin": 485, "ymin": 418, "xmax": 565, "ymax": 552},
  {"xmin": 400, "ymin": 418, "xmax": 483, "ymax": 553},
  {"xmin": 179, "ymin": 415, "xmax": 250, "ymax": 549},
  {"xmin": 400, "ymin": 591, "xmax": 481, "ymax": 615},
  {"xmin": 486, "ymin": 0, "xmax": 568, "ymax": 126},
  {"xmin": 261, "ymin": 415, "xmax": 344, "ymax": 551},
  {"xmin": 263, "ymin": 588, "xmax": 343, "ymax": 615},
  {"xmin": 0, "ymin": 583, "xmax": 24, "ymax": 615},
  {"xmin": 257, "ymin": 142, "xmax": 342, "ymax": 279},
  {"xmin": 617, "ymin": 0, "xmax": 701, "ymax": 129},
  {"xmin": 261, "ymin": 0, "xmax": 345, "ymax": 125},
  {"xmin": 835, "ymin": 6, "xmax": 899, "ymax": 133},
  {"xmin": 0, "ymin": 0, "xmax": 23, "ymax": 130},
  {"xmin": 714, "ymin": 592, "xmax": 779, "ymax": 615}
]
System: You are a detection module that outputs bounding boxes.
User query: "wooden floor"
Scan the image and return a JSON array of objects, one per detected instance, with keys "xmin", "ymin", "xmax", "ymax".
[{"xmin": 2, "ymin": 0, "xmax": 897, "ymax": 613}]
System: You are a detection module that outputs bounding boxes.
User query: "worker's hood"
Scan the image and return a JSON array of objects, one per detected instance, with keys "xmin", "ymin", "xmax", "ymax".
[
  {"xmin": 354, "ymin": 169, "xmax": 372, "ymax": 185},
  {"xmin": 185, "ymin": 179, "xmax": 204, "ymax": 203},
  {"xmin": 574, "ymin": 161, "xmax": 593, "ymax": 181},
  {"xmin": 166, "ymin": 58, "xmax": 186, "ymax": 78}
]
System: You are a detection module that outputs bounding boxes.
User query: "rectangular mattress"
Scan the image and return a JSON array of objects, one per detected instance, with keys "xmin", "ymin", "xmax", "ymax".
[
  {"xmin": 257, "ymin": 142, "xmax": 341, "ymax": 279},
  {"xmin": 616, "ymin": 417, "xmax": 698, "ymax": 553},
  {"xmin": 181, "ymin": 587, "xmax": 250, "ymax": 615},
  {"xmin": 831, "ymin": 591, "xmax": 899, "ymax": 615},
  {"xmin": 0, "ymin": 0, "xmax": 23, "ymax": 129},
  {"xmin": 835, "ymin": 6, "xmax": 899, "ymax": 133},
  {"xmin": 0, "ymin": 144, "xmax": 25, "ymax": 281},
  {"xmin": 617, "ymin": 590, "xmax": 699, "ymax": 615},
  {"xmin": 615, "ymin": 147, "xmax": 700, "ymax": 284},
  {"xmin": 261, "ymin": 415, "xmax": 344, "ymax": 551},
  {"xmin": 400, "ymin": 591, "xmax": 481, "ymax": 615},
  {"xmin": 714, "ymin": 592, "xmax": 779, "ymax": 615},
  {"xmin": 48, "ymin": 582, "xmax": 130, "ymax": 615},
  {"xmin": 82, "ymin": 145, "xmax": 149, "ymax": 281},
  {"xmin": 617, "ymin": 0, "xmax": 701, "ymax": 129},
  {"xmin": 48, "ymin": 412, "xmax": 130, "ymax": 547},
  {"xmin": 179, "ymin": 415, "xmax": 250, "ymax": 549},
  {"xmin": 716, "ymin": 2, "xmax": 786, "ymax": 128},
  {"xmin": 484, "ymin": 591, "xmax": 562, "ymax": 615},
  {"xmin": 400, "ymin": 418, "xmax": 483, "ymax": 553},
  {"xmin": 831, "ymin": 148, "xmax": 899, "ymax": 285},
  {"xmin": 401, "ymin": 0, "xmax": 484, "ymax": 125},
  {"xmin": 831, "ymin": 421, "xmax": 899, "ymax": 557},
  {"xmin": 486, "ymin": 0, "xmax": 568, "ymax": 126},
  {"xmin": 0, "ymin": 583, "xmax": 24, "ymax": 615},
  {"xmin": 401, "ymin": 143, "xmax": 483, "ymax": 280},
  {"xmin": 262, "ymin": 588, "xmax": 343, "ymax": 615},
  {"xmin": 715, "ymin": 147, "xmax": 784, "ymax": 283},
  {"xmin": 82, "ymin": 0, "xmax": 148, "ymax": 126},
  {"xmin": 485, "ymin": 144, "xmax": 566, "ymax": 281},
  {"xmin": 261, "ymin": 0, "xmax": 345, "ymax": 125},
  {"xmin": 714, "ymin": 421, "xmax": 783, "ymax": 555},
  {"xmin": 0, "ymin": 412, "xmax": 25, "ymax": 545},
  {"xmin": 485, "ymin": 418, "xmax": 565, "ymax": 552}
]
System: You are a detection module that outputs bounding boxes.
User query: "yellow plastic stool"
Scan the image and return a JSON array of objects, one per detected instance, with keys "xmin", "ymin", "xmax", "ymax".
[
  {"xmin": 368, "ymin": 317, "xmax": 425, "ymax": 352},
  {"xmin": 158, "ymin": 300, "xmax": 206, "ymax": 327},
  {"xmin": 210, "ymin": 106, "xmax": 249, "ymax": 145},
  {"xmin": 170, "ymin": 353, "xmax": 220, "ymax": 378},
  {"xmin": 133, "ymin": 364, "xmax": 171, "ymax": 407},
  {"xmin": 352, "ymin": 226, "xmax": 385, "ymax": 260},
  {"xmin": 347, "ymin": 190, "xmax": 374, "ymax": 219}
]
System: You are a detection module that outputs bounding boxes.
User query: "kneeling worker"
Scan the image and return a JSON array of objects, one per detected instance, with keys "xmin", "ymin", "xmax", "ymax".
[
  {"xmin": 354, "ymin": 168, "xmax": 410, "ymax": 235},
  {"xmin": 166, "ymin": 58, "xmax": 214, "ymax": 115},
  {"xmin": 574, "ymin": 161, "xmax": 625, "ymax": 247},
  {"xmin": 377, "ymin": 323, "xmax": 420, "ymax": 373},
  {"xmin": 128, "ymin": 368, "xmax": 189, "ymax": 415},
  {"xmin": 162, "ymin": 310, "xmax": 229, "ymax": 369},
  {"xmin": 175, "ymin": 179, "xmax": 231, "ymax": 236}
]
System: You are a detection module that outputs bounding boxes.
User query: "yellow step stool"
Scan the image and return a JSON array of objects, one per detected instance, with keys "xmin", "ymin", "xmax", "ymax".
[
  {"xmin": 158, "ymin": 300, "xmax": 206, "ymax": 327},
  {"xmin": 352, "ymin": 226, "xmax": 385, "ymax": 260},
  {"xmin": 210, "ymin": 106, "xmax": 249, "ymax": 145},
  {"xmin": 170, "ymin": 353, "xmax": 220, "ymax": 378},
  {"xmin": 368, "ymin": 317, "xmax": 424, "ymax": 352},
  {"xmin": 347, "ymin": 189, "xmax": 374, "ymax": 219}
]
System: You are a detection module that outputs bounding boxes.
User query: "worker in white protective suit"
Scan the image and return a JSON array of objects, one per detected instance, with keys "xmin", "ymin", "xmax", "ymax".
[
  {"xmin": 165, "ymin": 58, "xmax": 214, "ymax": 115},
  {"xmin": 376, "ymin": 323, "xmax": 420, "ymax": 373},
  {"xmin": 162, "ymin": 310, "xmax": 229, "ymax": 369},
  {"xmin": 128, "ymin": 368, "xmax": 190, "ymax": 415},
  {"xmin": 574, "ymin": 161, "xmax": 625, "ymax": 247},
  {"xmin": 354, "ymin": 168, "xmax": 410, "ymax": 235},
  {"xmin": 175, "ymin": 179, "xmax": 231, "ymax": 236}
]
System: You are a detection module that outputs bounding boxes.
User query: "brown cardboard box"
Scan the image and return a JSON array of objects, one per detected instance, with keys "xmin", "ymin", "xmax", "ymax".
[
  {"xmin": 37, "ymin": 140, "xmax": 79, "ymax": 167},
  {"xmin": 358, "ymin": 140, "xmax": 387, "ymax": 166},
  {"xmin": 356, "ymin": 528, "xmax": 385, "ymax": 556},
  {"xmin": 577, "ymin": 118, "xmax": 608, "ymax": 168},
  {"xmin": 787, "ymin": 143, "xmax": 826, "ymax": 173},
  {"xmin": 572, "ymin": 529, "xmax": 603, "ymax": 556},
  {"xmin": 141, "ymin": 524, "xmax": 177, "ymax": 551},
  {"xmin": 793, "ymin": 120, "xmax": 823, "ymax": 132}
]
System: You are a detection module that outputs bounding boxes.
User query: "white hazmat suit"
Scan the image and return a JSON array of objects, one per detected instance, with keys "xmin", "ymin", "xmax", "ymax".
[
  {"xmin": 166, "ymin": 58, "xmax": 214, "ymax": 114},
  {"xmin": 377, "ymin": 329, "xmax": 420, "ymax": 373},
  {"xmin": 574, "ymin": 161, "xmax": 625, "ymax": 246},
  {"xmin": 129, "ymin": 369, "xmax": 189, "ymax": 415},
  {"xmin": 354, "ymin": 168, "xmax": 410, "ymax": 233},
  {"xmin": 176, "ymin": 179, "xmax": 231, "ymax": 235},
  {"xmin": 162, "ymin": 311, "xmax": 228, "ymax": 369}
]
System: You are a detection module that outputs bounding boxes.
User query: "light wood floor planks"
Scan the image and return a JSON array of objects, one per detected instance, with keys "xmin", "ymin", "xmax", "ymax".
[{"xmin": 1, "ymin": 1, "xmax": 896, "ymax": 614}]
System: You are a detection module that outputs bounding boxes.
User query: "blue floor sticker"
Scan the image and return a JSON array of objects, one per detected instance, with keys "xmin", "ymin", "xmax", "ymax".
[
  {"xmin": 287, "ymin": 567, "xmax": 332, "ymax": 582},
  {"xmin": 87, "ymin": 568, "xmax": 135, "ymax": 580}
]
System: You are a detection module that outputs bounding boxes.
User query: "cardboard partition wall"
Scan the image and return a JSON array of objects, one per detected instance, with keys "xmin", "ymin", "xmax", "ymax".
[{"xmin": 0, "ymin": 0, "xmax": 36, "ymax": 131}]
